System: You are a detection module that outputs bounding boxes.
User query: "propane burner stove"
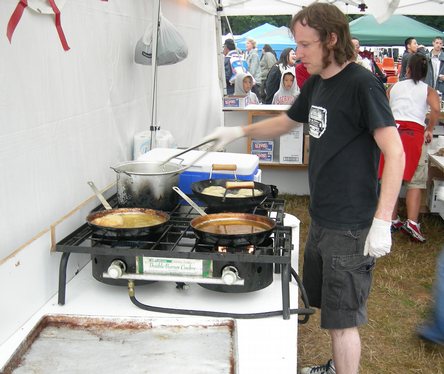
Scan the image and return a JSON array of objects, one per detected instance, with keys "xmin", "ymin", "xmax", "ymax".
[{"xmin": 55, "ymin": 196, "xmax": 301, "ymax": 319}]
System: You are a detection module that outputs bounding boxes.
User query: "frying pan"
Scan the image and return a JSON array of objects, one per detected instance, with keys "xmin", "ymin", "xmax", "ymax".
[
  {"xmin": 172, "ymin": 186, "xmax": 276, "ymax": 247},
  {"xmin": 190, "ymin": 212, "xmax": 276, "ymax": 247},
  {"xmin": 86, "ymin": 181, "xmax": 169, "ymax": 238},
  {"xmin": 86, "ymin": 207, "xmax": 170, "ymax": 239},
  {"xmin": 191, "ymin": 179, "xmax": 274, "ymax": 211}
]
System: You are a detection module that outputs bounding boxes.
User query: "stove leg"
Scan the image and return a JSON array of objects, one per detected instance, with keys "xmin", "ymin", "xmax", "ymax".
[
  {"xmin": 281, "ymin": 263, "xmax": 290, "ymax": 320},
  {"xmin": 58, "ymin": 252, "xmax": 71, "ymax": 305}
]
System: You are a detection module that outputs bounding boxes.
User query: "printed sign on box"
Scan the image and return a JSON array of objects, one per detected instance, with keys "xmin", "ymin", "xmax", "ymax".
[
  {"xmin": 279, "ymin": 127, "xmax": 303, "ymax": 164},
  {"xmin": 251, "ymin": 140, "xmax": 274, "ymax": 152},
  {"xmin": 251, "ymin": 140, "xmax": 274, "ymax": 162},
  {"xmin": 223, "ymin": 95, "xmax": 248, "ymax": 109},
  {"xmin": 251, "ymin": 150, "xmax": 273, "ymax": 162}
]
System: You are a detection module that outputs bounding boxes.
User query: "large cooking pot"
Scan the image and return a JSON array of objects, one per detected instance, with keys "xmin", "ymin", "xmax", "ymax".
[
  {"xmin": 111, "ymin": 161, "xmax": 182, "ymax": 211},
  {"xmin": 190, "ymin": 212, "xmax": 276, "ymax": 247},
  {"xmin": 191, "ymin": 179, "xmax": 275, "ymax": 212},
  {"xmin": 86, "ymin": 207, "xmax": 170, "ymax": 239}
]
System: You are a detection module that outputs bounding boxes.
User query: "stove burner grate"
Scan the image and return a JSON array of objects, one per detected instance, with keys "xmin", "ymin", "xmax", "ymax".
[{"xmin": 55, "ymin": 197, "xmax": 295, "ymax": 316}]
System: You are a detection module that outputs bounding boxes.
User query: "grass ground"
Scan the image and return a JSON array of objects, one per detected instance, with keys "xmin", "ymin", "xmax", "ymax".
[{"xmin": 282, "ymin": 194, "xmax": 444, "ymax": 373}]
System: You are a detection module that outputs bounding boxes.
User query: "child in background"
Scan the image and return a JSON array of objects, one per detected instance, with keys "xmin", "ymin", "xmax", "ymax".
[
  {"xmin": 272, "ymin": 70, "xmax": 299, "ymax": 105},
  {"xmin": 234, "ymin": 72, "xmax": 259, "ymax": 105}
]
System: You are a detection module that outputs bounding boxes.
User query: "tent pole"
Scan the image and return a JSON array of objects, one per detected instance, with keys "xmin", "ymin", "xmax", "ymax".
[
  {"xmin": 215, "ymin": 2, "xmax": 226, "ymax": 96},
  {"xmin": 150, "ymin": 0, "xmax": 161, "ymax": 150}
]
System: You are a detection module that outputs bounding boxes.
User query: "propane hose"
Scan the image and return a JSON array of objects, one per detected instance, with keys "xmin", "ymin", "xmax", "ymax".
[{"xmin": 128, "ymin": 267, "xmax": 315, "ymax": 322}]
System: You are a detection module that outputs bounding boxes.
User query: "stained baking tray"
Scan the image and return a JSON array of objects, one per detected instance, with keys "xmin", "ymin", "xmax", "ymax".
[{"xmin": 2, "ymin": 314, "xmax": 237, "ymax": 374}]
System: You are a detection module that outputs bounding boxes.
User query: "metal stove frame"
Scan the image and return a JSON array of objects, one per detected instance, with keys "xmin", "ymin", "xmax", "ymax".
[{"xmin": 55, "ymin": 196, "xmax": 295, "ymax": 318}]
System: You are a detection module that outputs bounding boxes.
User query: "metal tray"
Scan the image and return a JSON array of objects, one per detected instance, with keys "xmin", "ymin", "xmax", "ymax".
[{"xmin": 2, "ymin": 314, "xmax": 237, "ymax": 374}]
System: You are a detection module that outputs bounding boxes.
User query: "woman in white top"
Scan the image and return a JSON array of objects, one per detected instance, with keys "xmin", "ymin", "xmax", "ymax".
[{"xmin": 379, "ymin": 53, "xmax": 440, "ymax": 242}]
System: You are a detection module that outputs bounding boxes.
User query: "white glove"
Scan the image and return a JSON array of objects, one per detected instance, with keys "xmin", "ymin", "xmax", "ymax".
[
  {"xmin": 203, "ymin": 126, "xmax": 245, "ymax": 151},
  {"xmin": 363, "ymin": 218, "xmax": 392, "ymax": 258}
]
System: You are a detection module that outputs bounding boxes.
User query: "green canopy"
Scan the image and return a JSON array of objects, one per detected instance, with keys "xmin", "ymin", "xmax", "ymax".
[{"xmin": 350, "ymin": 15, "xmax": 443, "ymax": 46}]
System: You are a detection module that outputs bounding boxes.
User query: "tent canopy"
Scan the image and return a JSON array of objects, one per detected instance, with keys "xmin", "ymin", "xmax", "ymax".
[
  {"xmin": 350, "ymin": 14, "xmax": 443, "ymax": 46},
  {"xmin": 220, "ymin": 0, "xmax": 444, "ymax": 21},
  {"xmin": 235, "ymin": 25, "xmax": 296, "ymax": 57},
  {"xmin": 237, "ymin": 23, "xmax": 278, "ymax": 41}
]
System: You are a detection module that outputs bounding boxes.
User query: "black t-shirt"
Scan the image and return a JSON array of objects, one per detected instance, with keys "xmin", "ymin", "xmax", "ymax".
[{"xmin": 287, "ymin": 63, "xmax": 396, "ymax": 230}]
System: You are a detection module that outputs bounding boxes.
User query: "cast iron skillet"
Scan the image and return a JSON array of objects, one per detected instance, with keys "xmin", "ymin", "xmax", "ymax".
[{"xmin": 191, "ymin": 179, "xmax": 275, "ymax": 211}]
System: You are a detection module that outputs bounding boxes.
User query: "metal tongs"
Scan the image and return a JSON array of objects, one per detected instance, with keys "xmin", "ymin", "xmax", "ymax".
[{"xmin": 158, "ymin": 138, "xmax": 218, "ymax": 172}]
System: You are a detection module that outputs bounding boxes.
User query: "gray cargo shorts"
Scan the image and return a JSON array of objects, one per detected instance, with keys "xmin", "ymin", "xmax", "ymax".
[{"xmin": 302, "ymin": 220, "xmax": 375, "ymax": 329}]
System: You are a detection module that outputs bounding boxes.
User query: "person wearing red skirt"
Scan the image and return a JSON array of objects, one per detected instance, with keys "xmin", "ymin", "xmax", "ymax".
[{"xmin": 379, "ymin": 53, "xmax": 440, "ymax": 242}]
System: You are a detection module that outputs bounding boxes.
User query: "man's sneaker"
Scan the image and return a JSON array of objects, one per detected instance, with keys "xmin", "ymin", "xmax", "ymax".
[
  {"xmin": 401, "ymin": 219, "xmax": 426, "ymax": 243},
  {"xmin": 299, "ymin": 359, "xmax": 336, "ymax": 374},
  {"xmin": 391, "ymin": 216, "xmax": 404, "ymax": 232}
]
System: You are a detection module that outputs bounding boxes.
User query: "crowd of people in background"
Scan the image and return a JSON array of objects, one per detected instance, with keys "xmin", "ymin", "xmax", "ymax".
[
  {"xmin": 223, "ymin": 38, "xmax": 311, "ymax": 104},
  {"xmin": 221, "ymin": 30, "xmax": 444, "ymax": 352},
  {"xmin": 223, "ymin": 33, "xmax": 443, "ymax": 103}
]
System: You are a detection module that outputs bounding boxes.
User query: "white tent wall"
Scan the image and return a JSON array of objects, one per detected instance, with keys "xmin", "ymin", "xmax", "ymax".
[
  {"xmin": 156, "ymin": 0, "xmax": 222, "ymax": 145},
  {"xmin": 0, "ymin": 0, "xmax": 221, "ymax": 259},
  {"xmin": 0, "ymin": 0, "xmax": 221, "ymax": 347}
]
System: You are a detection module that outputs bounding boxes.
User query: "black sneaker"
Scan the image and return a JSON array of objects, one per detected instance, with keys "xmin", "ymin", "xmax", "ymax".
[{"xmin": 299, "ymin": 359, "xmax": 336, "ymax": 374}]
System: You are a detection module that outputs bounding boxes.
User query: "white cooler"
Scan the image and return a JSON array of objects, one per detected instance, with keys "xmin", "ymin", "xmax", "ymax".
[{"xmin": 138, "ymin": 148, "xmax": 261, "ymax": 194}]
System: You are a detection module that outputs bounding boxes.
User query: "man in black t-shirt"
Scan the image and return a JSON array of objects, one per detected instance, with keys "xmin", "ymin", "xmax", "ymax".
[{"xmin": 205, "ymin": 4, "xmax": 405, "ymax": 374}]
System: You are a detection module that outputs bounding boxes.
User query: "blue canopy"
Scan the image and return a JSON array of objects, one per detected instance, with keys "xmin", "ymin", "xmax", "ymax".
[
  {"xmin": 236, "ymin": 25, "xmax": 296, "ymax": 58},
  {"xmin": 235, "ymin": 23, "xmax": 278, "ymax": 42}
]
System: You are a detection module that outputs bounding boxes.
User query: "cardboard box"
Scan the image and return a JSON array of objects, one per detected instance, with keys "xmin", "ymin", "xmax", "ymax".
[
  {"xmin": 251, "ymin": 150, "xmax": 273, "ymax": 162},
  {"xmin": 303, "ymin": 134, "xmax": 310, "ymax": 165},
  {"xmin": 223, "ymin": 95, "xmax": 248, "ymax": 109},
  {"xmin": 251, "ymin": 140, "xmax": 273, "ymax": 152},
  {"xmin": 279, "ymin": 127, "xmax": 303, "ymax": 164},
  {"xmin": 428, "ymin": 179, "xmax": 444, "ymax": 213},
  {"xmin": 251, "ymin": 140, "xmax": 273, "ymax": 162}
]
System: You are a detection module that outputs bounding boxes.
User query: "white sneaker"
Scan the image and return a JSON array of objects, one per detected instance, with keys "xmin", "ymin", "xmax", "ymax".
[{"xmin": 299, "ymin": 359, "xmax": 336, "ymax": 374}]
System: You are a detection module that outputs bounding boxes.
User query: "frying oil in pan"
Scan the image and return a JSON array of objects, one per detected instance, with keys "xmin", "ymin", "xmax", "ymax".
[
  {"xmin": 194, "ymin": 218, "xmax": 270, "ymax": 235},
  {"xmin": 92, "ymin": 213, "xmax": 166, "ymax": 229}
]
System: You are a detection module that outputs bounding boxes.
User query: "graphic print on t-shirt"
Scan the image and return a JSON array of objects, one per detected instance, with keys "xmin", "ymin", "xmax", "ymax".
[{"xmin": 309, "ymin": 105, "xmax": 327, "ymax": 138}]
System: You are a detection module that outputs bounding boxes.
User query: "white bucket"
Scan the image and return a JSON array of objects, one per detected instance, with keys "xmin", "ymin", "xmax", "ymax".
[{"xmin": 133, "ymin": 129, "xmax": 177, "ymax": 160}]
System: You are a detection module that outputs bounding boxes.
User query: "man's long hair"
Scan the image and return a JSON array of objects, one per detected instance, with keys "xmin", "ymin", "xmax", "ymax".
[{"xmin": 290, "ymin": 3, "xmax": 355, "ymax": 69}]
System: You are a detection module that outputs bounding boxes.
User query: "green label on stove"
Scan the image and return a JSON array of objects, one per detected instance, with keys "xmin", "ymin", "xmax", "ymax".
[{"xmin": 138, "ymin": 257, "xmax": 213, "ymax": 277}]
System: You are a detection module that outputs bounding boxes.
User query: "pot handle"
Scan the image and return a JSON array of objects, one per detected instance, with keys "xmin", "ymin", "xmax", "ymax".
[
  {"xmin": 159, "ymin": 139, "xmax": 216, "ymax": 167},
  {"xmin": 210, "ymin": 164, "xmax": 238, "ymax": 179},
  {"xmin": 110, "ymin": 166, "xmax": 132, "ymax": 178},
  {"xmin": 87, "ymin": 181, "xmax": 113, "ymax": 210},
  {"xmin": 172, "ymin": 186, "xmax": 207, "ymax": 216},
  {"xmin": 225, "ymin": 181, "xmax": 255, "ymax": 190}
]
